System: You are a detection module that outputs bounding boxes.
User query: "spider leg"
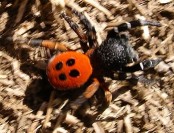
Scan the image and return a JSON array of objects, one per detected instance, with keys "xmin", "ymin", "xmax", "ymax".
[
  {"xmin": 29, "ymin": 39, "xmax": 69, "ymax": 52},
  {"xmin": 4, "ymin": 37, "xmax": 69, "ymax": 52},
  {"xmin": 122, "ymin": 58, "xmax": 161, "ymax": 72},
  {"xmin": 108, "ymin": 19, "xmax": 161, "ymax": 34},
  {"xmin": 61, "ymin": 12, "xmax": 89, "ymax": 52},
  {"xmin": 70, "ymin": 78, "xmax": 100, "ymax": 110},
  {"xmin": 100, "ymin": 82, "xmax": 112, "ymax": 104},
  {"xmin": 69, "ymin": 7, "xmax": 98, "ymax": 48}
]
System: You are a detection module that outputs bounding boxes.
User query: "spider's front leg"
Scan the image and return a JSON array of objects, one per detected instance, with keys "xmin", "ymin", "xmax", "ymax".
[
  {"xmin": 68, "ymin": 7, "xmax": 98, "ymax": 48},
  {"xmin": 109, "ymin": 19, "xmax": 161, "ymax": 34},
  {"xmin": 61, "ymin": 12, "xmax": 89, "ymax": 52}
]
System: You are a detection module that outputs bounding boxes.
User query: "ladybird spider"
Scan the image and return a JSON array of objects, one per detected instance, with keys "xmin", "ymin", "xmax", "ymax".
[{"xmin": 10, "ymin": 8, "xmax": 161, "ymax": 109}]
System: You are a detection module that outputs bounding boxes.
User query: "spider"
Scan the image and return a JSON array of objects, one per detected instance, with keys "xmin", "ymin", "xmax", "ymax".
[
  {"xmin": 46, "ymin": 8, "xmax": 161, "ymax": 107},
  {"xmin": 5, "ymin": 8, "xmax": 161, "ymax": 108}
]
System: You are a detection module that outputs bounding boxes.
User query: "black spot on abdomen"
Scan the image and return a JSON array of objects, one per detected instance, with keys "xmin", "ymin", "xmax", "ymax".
[{"xmin": 69, "ymin": 69, "xmax": 80, "ymax": 77}]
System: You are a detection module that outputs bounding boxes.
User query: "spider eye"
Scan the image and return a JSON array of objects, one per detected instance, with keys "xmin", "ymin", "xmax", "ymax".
[
  {"xmin": 59, "ymin": 73, "xmax": 67, "ymax": 80},
  {"xmin": 55, "ymin": 62, "xmax": 63, "ymax": 70},
  {"xmin": 66, "ymin": 58, "xmax": 75, "ymax": 66},
  {"xmin": 69, "ymin": 69, "xmax": 80, "ymax": 77}
]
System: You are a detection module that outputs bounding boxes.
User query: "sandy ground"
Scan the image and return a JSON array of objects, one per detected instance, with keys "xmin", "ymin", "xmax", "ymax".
[{"xmin": 0, "ymin": 0, "xmax": 174, "ymax": 132}]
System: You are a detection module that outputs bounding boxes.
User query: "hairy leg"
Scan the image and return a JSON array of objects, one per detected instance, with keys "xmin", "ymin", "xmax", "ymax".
[
  {"xmin": 3, "ymin": 37, "xmax": 69, "ymax": 52},
  {"xmin": 69, "ymin": 7, "xmax": 98, "ymax": 48},
  {"xmin": 122, "ymin": 58, "xmax": 161, "ymax": 72},
  {"xmin": 109, "ymin": 19, "xmax": 161, "ymax": 34},
  {"xmin": 70, "ymin": 78, "xmax": 100, "ymax": 110},
  {"xmin": 61, "ymin": 12, "xmax": 89, "ymax": 52}
]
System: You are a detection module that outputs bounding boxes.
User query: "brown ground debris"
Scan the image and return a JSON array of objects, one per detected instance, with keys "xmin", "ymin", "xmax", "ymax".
[{"xmin": 0, "ymin": 0, "xmax": 174, "ymax": 132}]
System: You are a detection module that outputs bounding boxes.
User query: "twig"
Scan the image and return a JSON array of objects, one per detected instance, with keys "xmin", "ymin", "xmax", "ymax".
[
  {"xmin": 124, "ymin": 114, "xmax": 133, "ymax": 133},
  {"xmin": 0, "ymin": 51, "xmax": 30, "ymax": 89},
  {"xmin": 53, "ymin": 113, "xmax": 66, "ymax": 133},
  {"xmin": 124, "ymin": 106, "xmax": 134, "ymax": 133},
  {"xmin": 15, "ymin": 0, "xmax": 29, "ymax": 24},
  {"xmin": 159, "ymin": 0, "xmax": 172, "ymax": 4},
  {"xmin": 117, "ymin": 120, "xmax": 124, "ymax": 133},
  {"xmin": 152, "ymin": 34, "xmax": 173, "ymax": 56},
  {"xmin": 53, "ymin": 113, "xmax": 80, "ymax": 133},
  {"xmin": 66, "ymin": 1, "xmax": 86, "ymax": 12},
  {"xmin": 83, "ymin": 0, "xmax": 113, "ymax": 19},
  {"xmin": 64, "ymin": 113, "xmax": 80, "ymax": 125},
  {"xmin": 53, "ymin": 127, "xmax": 68, "ymax": 133},
  {"xmin": 127, "ymin": 0, "xmax": 148, "ymax": 18},
  {"xmin": 49, "ymin": 0, "xmax": 65, "ymax": 8},
  {"xmin": 28, "ymin": 102, "xmax": 47, "ymax": 133},
  {"xmin": 92, "ymin": 122, "xmax": 105, "ymax": 133},
  {"xmin": 43, "ymin": 90, "xmax": 56, "ymax": 129}
]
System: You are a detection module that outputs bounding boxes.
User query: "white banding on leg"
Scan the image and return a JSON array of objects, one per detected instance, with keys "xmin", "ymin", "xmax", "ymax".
[
  {"xmin": 140, "ymin": 62, "xmax": 144, "ymax": 70},
  {"xmin": 126, "ymin": 22, "xmax": 132, "ymax": 29}
]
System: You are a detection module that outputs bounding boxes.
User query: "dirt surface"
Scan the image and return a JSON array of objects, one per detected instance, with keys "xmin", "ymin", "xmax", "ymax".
[{"xmin": 0, "ymin": 0, "xmax": 174, "ymax": 132}]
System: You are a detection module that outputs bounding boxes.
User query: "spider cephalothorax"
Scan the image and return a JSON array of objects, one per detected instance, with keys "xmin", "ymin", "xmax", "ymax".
[{"xmin": 91, "ymin": 34, "xmax": 139, "ymax": 72}]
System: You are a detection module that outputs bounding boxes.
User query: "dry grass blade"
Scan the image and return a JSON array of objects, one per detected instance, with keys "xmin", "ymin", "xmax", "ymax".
[
  {"xmin": 152, "ymin": 34, "xmax": 173, "ymax": 56},
  {"xmin": 28, "ymin": 102, "xmax": 47, "ymax": 133},
  {"xmin": 92, "ymin": 122, "xmax": 105, "ymax": 133},
  {"xmin": 124, "ymin": 114, "xmax": 133, "ymax": 133},
  {"xmin": 127, "ymin": 0, "xmax": 149, "ymax": 18},
  {"xmin": 83, "ymin": 0, "xmax": 113, "ymax": 19},
  {"xmin": 15, "ymin": 0, "xmax": 29, "ymax": 24},
  {"xmin": 43, "ymin": 90, "xmax": 56, "ymax": 129}
]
